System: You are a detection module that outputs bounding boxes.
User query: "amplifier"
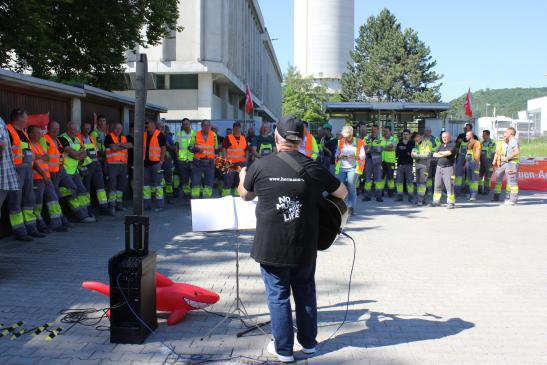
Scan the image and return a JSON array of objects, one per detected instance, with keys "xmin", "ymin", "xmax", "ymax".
[{"xmin": 108, "ymin": 216, "xmax": 157, "ymax": 344}]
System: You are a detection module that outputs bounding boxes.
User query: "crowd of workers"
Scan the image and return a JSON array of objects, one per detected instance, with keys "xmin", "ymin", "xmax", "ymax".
[
  {"xmin": 0, "ymin": 108, "xmax": 521, "ymax": 241},
  {"xmin": 319, "ymin": 121, "xmax": 521, "ymax": 215},
  {"xmin": 0, "ymin": 109, "xmax": 277, "ymax": 241}
]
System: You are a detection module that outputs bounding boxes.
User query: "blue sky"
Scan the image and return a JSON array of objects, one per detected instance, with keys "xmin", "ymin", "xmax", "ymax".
[{"xmin": 258, "ymin": 0, "xmax": 547, "ymax": 101}]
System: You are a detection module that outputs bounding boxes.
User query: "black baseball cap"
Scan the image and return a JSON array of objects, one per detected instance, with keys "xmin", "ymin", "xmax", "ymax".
[{"xmin": 276, "ymin": 116, "xmax": 304, "ymax": 141}]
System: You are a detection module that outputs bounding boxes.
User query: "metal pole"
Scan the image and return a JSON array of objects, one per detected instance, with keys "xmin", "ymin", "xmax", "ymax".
[{"xmin": 133, "ymin": 53, "xmax": 147, "ymax": 246}]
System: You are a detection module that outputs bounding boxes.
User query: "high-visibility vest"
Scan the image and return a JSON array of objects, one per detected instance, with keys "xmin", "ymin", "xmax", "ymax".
[
  {"xmin": 425, "ymin": 135, "xmax": 441, "ymax": 152},
  {"xmin": 481, "ymin": 139, "xmax": 496, "ymax": 160},
  {"xmin": 458, "ymin": 138, "xmax": 468, "ymax": 156},
  {"xmin": 77, "ymin": 133, "xmax": 98, "ymax": 167},
  {"xmin": 30, "ymin": 141, "xmax": 49, "ymax": 180},
  {"xmin": 226, "ymin": 134, "xmax": 247, "ymax": 163},
  {"xmin": 412, "ymin": 140, "xmax": 433, "ymax": 163},
  {"xmin": 105, "ymin": 133, "xmax": 128, "ymax": 164},
  {"xmin": 335, "ymin": 137, "xmax": 365, "ymax": 175},
  {"xmin": 258, "ymin": 142, "xmax": 274, "ymax": 156},
  {"xmin": 59, "ymin": 133, "xmax": 83, "ymax": 175},
  {"xmin": 144, "ymin": 129, "xmax": 162, "ymax": 162},
  {"xmin": 90, "ymin": 129, "xmax": 106, "ymax": 153},
  {"xmin": 304, "ymin": 133, "xmax": 318, "ymax": 160},
  {"xmin": 382, "ymin": 135, "xmax": 398, "ymax": 163},
  {"xmin": 365, "ymin": 135, "xmax": 385, "ymax": 159},
  {"xmin": 7, "ymin": 124, "xmax": 31, "ymax": 166},
  {"xmin": 176, "ymin": 129, "xmax": 195, "ymax": 162},
  {"xmin": 194, "ymin": 130, "xmax": 216, "ymax": 159},
  {"xmin": 42, "ymin": 134, "xmax": 62, "ymax": 173}
]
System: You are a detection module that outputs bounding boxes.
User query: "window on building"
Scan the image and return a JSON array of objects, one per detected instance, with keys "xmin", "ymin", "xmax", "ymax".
[
  {"xmin": 170, "ymin": 74, "xmax": 198, "ymax": 89},
  {"xmin": 155, "ymin": 74, "xmax": 166, "ymax": 90}
]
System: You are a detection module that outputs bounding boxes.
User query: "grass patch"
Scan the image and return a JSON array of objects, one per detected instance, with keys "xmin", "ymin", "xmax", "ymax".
[{"xmin": 520, "ymin": 137, "xmax": 547, "ymax": 158}]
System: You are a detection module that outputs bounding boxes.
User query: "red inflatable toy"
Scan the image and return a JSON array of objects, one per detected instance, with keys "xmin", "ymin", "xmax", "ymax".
[{"xmin": 82, "ymin": 272, "xmax": 220, "ymax": 325}]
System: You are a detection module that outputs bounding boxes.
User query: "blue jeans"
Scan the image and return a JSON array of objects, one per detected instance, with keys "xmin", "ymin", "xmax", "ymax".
[
  {"xmin": 260, "ymin": 262, "xmax": 317, "ymax": 356},
  {"xmin": 337, "ymin": 169, "xmax": 357, "ymax": 208}
]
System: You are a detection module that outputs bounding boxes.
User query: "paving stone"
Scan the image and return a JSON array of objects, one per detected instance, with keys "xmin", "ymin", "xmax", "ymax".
[{"xmin": 0, "ymin": 193, "xmax": 546, "ymax": 364}]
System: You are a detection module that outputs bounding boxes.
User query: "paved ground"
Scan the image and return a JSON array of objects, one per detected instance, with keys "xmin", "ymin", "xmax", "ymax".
[{"xmin": 1, "ymin": 191, "xmax": 546, "ymax": 365}]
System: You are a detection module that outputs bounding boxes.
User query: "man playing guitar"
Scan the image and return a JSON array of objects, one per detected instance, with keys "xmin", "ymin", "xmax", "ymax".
[{"xmin": 237, "ymin": 116, "xmax": 347, "ymax": 362}]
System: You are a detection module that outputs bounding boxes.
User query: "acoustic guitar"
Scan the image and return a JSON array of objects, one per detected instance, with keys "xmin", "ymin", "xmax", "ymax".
[
  {"xmin": 214, "ymin": 157, "xmax": 242, "ymax": 174},
  {"xmin": 318, "ymin": 195, "xmax": 348, "ymax": 250},
  {"xmin": 216, "ymin": 155, "xmax": 349, "ymax": 251}
]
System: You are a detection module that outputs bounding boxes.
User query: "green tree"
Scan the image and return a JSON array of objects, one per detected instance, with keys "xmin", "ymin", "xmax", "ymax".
[
  {"xmin": 282, "ymin": 66, "xmax": 329, "ymax": 124},
  {"xmin": 341, "ymin": 8, "xmax": 442, "ymax": 102},
  {"xmin": 0, "ymin": 0, "xmax": 182, "ymax": 90}
]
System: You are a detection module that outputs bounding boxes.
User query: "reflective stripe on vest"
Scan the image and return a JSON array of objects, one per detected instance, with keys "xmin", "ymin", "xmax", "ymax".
[
  {"xmin": 7, "ymin": 124, "xmax": 32, "ymax": 166},
  {"xmin": 30, "ymin": 142, "xmax": 49, "ymax": 180},
  {"xmin": 43, "ymin": 135, "xmax": 62, "ymax": 172},
  {"xmin": 194, "ymin": 130, "xmax": 216, "ymax": 159},
  {"xmin": 60, "ymin": 133, "xmax": 82, "ymax": 175},
  {"xmin": 105, "ymin": 133, "xmax": 128, "ymax": 164},
  {"xmin": 226, "ymin": 134, "xmax": 247, "ymax": 163},
  {"xmin": 177, "ymin": 130, "xmax": 195, "ymax": 161},
  {"xmin": 144, "ymin": 129, "xmax": 162, "ymax": 162}
]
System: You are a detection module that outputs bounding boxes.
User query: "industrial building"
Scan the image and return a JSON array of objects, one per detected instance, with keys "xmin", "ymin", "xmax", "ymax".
[
  {"xmin": 117, "ymin": 0, "xmax": 282, "ymax": 125},
  {"xmin": 293, "ymin": 0, "xmax": 354, "ymax": 92}
]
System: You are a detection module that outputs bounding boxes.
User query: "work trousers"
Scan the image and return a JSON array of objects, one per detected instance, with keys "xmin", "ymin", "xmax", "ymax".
[
  {"xmin": 176, "ymin": 160, "xmax": 192, "ymax": 197},
  {"xmin": 260, "ymin": 261, "xmax": 317, "ymax": 358},
  {"xmin": 427, "ymin": 160, "xmax": 438, "ymax": 193},
  {"xmin": 382, "ymin": 162, "xmax": 396, "ymax": 194},
  {"xmin": 466, "ymin": 156, "xmax": 480, "ymax": 199},
  {"xmin": 454, "ymin": 153, "xmax": 466, "ymax": 193},
  {"xmin": 396, "ymin": 164, "xmax": 414, "ymax": 198},
  {"xmin": 162, "ymin": 158, "xmax": 174, "ymax": 199},
  {"xmin": 222, "ymin": 161, "xmax": 246, "ymax": 197},
  {"xmin": 494, "ymin": 163, "xmax": 519, "ymax": 203},
  {"xmin": 415, "ymin": 163, "xmax": 429, "ymax": 204},
  {"xmin": 34, "ymin": 179, "xmax": 63, "ymax": 229},
  {"xmin": 364, "ymin": 157, "xmax": 383, "ymax": 199},
  {"xmin": 7, "ymin": 165, "xmax": 38, "ymax": 236},
  {"xmin": 433, "ymin": 165, "xmax": 456, "ymax": 205},
  {"xmin": 336, "ymin": 169, "xmax": 358, "ymax": 208},
  {"xmin": 51, "ymin": 169, "xmax": 88, "ymax": 221},
  {"xmin": 479, "ymin": 153, "xmax": 494, "ymax": 194},
  {"xmin": 144, "ymin": 163, "xmax": 164, "ymax": 209},
  {"xmin": 81, "ymin": 161, "xmax": 108, "ymax": 212},
  {"xmin": 107, "ymin": 164, "xmax": 128, "ymax": 208},
  {"xmin": 191, "ymin": 158, "xmax": 215, "ymax": 199}
]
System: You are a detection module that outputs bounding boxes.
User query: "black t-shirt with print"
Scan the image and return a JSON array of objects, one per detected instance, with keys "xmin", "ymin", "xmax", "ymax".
[{"xmin": 243, "ymin": 151, "xmax": 341, "ymax": 267}]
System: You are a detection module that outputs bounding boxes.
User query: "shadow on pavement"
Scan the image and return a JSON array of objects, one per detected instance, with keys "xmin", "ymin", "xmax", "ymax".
[{"xmin": 315, "ymin": 306, "xmax": 474, "ymax": 356}]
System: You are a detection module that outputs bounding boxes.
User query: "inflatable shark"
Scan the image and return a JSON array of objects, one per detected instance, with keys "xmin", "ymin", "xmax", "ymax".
[{"xmin": 82, "ymin": 272, "xmax": 220, "ymax": 325}]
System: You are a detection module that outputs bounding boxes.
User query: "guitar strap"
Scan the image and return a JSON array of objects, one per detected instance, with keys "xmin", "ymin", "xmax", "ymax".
[{"xmin": 276, "ymin": 152, "xmax": 311, "ymax": 183}]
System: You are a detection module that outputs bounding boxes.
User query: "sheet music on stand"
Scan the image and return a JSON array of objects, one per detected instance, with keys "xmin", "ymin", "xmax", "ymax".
[
  {"xmin": 191, "ymin": 196, "xmax": 268, "ymax": 340},
  {"xmin": 191, "ymin": 196, "xmax": 257, "ymax": 232}
]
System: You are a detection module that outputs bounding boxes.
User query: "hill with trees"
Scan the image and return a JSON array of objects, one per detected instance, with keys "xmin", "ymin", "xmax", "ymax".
[{"xmin": 448, "ymin": 87, "xmax": 547, "ymax": 119}]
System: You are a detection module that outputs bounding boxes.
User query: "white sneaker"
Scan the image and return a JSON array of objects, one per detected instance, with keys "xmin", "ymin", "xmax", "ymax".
[
  {"xmin": 267, "ymin": 341, "xmax": 294, "ymax": 363},
  {"xmin": 81, "ymin": 216, "xmax": 96, "ymax": 223},
  {"xmin": 294, "ymin": 336, "xmax": 317, "ymax": 354}
]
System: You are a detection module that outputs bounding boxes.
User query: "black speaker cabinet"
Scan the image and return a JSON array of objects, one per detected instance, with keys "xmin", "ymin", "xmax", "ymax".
[{"xmin": 108, "ymin": 216, "xmax": 157, "ymax": 344}]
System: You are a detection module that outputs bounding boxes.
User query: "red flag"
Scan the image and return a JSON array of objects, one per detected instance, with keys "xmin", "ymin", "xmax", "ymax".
[
  {"xmin": 464, "ymin": 89, "xmax": 473, "ymax": 118},
  {"xmin": 245, "ymin": 84, "xmax": 254, "ymax": 115}
]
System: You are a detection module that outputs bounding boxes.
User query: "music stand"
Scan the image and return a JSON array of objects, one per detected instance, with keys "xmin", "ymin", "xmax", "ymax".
[{"xmin": 191, "ymin": 196, "xmax": 270, "ymax": 340}]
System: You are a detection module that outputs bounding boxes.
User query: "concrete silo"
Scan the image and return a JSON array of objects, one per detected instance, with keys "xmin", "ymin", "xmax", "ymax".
[{"xmin": 293, "ymin": 0, "xmax": 354, "ymax": 92}]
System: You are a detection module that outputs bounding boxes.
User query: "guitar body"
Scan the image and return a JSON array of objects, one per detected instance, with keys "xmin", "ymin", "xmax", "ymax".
[{"xmin": 317, "ymin": 195, "xmax": 349, "ymax": 251}]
